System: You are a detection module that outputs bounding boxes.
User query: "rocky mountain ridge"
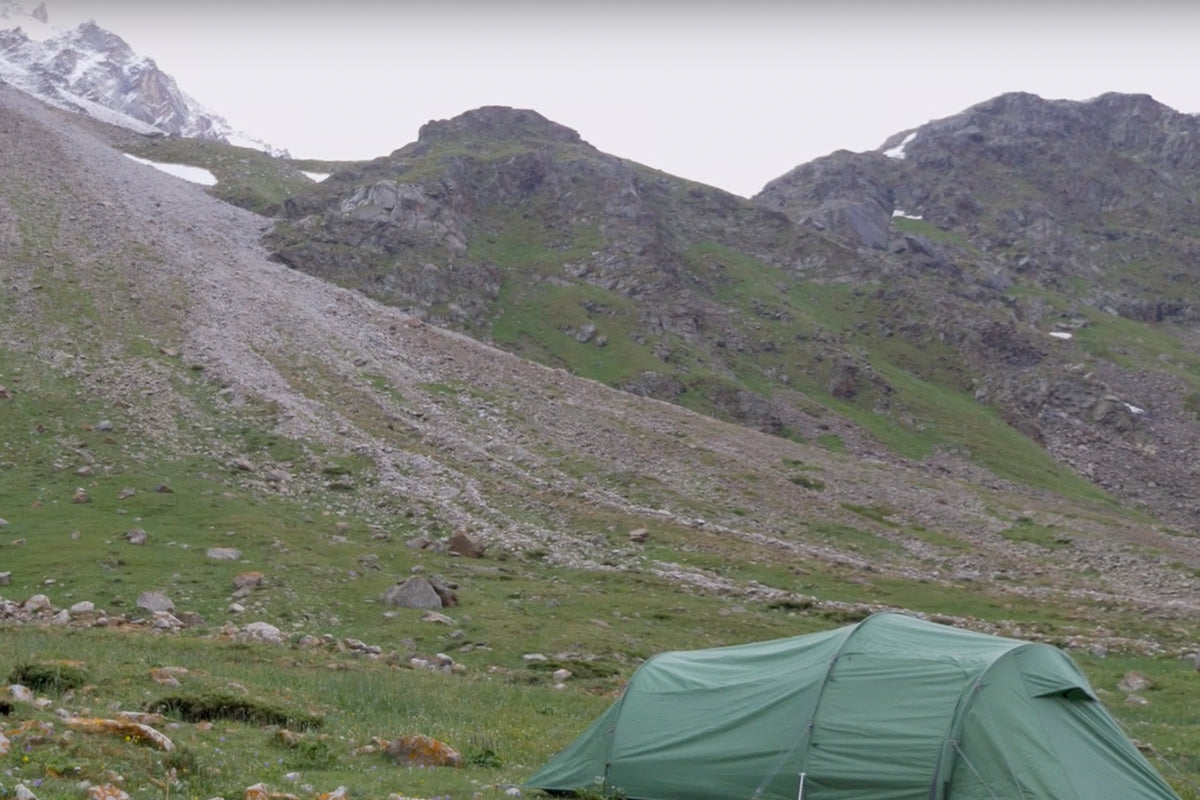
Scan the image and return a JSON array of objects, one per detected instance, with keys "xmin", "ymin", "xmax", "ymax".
[
  {"xmin": 0, "ymin": 0, "xmax": 280, "ymax": 153},
  {"xmin": 263, "ymin": 97, "xmax": 1200, "ymax": 533}
]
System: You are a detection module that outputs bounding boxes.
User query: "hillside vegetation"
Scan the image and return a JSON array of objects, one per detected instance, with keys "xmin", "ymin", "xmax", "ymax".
[{"xmin": 2, "ymin": 87, "xmax": 1200, "ymax": 799}]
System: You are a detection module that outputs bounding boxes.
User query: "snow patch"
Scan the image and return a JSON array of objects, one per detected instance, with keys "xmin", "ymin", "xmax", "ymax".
[
  {"xmin": 0, "ymin": 1, "xmax": 54, "ymax": 42},
  {"xmin": 892, "ymin": 209, "xmax": 922, "ymax": 220},
  {"xmin": 884, "ymin": 131, "xmax": 917, "ymax": 160},
  {"xmin": 1048, "ymin": 331, "xmax": 1073, "ymax": 340},
  {"xmin": 301, "ymin": 171, "xmax": 330, "ymax": 182},
  {"xmin": 123, "ymin": 154, "xmax": 217, "ymax": 186}
]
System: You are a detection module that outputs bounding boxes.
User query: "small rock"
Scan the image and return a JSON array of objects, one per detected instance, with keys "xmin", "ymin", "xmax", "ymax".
[
  {"xmin": 0, "ymin": 385, "xmax": 10, "ymax": 399},
  {"xmin": 381, "ymin": 576, "xmax": 443, "ymax": 609},
  {"xmin": 50, "ymin": 609, "xmax": 70, "ymax": 625},
  {"xmin": 94, "ymin": 420, "xmax": 114, "ymax": 432},
  {"xmin": 77, "ymin": 465, "xmax": 94, "ymax": 477},
  {"xmin": 136, "ymin": 591, "xmax": 175, "ymax": 613},
  {"xmin": 0, "ymin": 571, "xmax": 13, "ymax": 585},
  {"xmin": 628, "ymin": 527, "xmax": 649, "ymax": 543},
  {"xmin": 70, "ymin": 600, "xmax": 96, "ymax": 616},
  {"xmin": 239, "ymin": 621, "xmax": 284, "ymax": 645},
  {"xmin": 552, "ymin": 668, "xmax": 572, "ymax": 682},
  {"xmin": 243, "ymin": 783, "xmax": 270, "ymax": 800},
  {"xmin": 15, "ymin": 783, "xmax": 39, "ymax": 800},
  {"xmin": 175, "ymin": 610, "xmax": 206, "ymax": 627},
  {"xmin": 87, "ymin": 785, "xmax": 129, "ymax": 800},
  {"xmin": 23, "ymin": 594, "xmax": 53, "ymax": 612},
  {"xmin": 1125, "ymin": 694, "xmax": 1149, "ymax": 706},
  {"xmin": 384, "ymin": 734, "xmax": 462, "ymax": 767},
  {"xmin": 231, "ymin": 458, "xmax": 254, "ymax": 472},
  {"xmin": 420, "ymin": 611, "xmax": 456, "ymax": 625},
  {"xmin": 232, "ymin": 571, "xmax": 264, "ymax": 590},
  {"xmin": 123, "ymin": 528, "xmax": 148, "ymax": 545},
  {"xmin": 72, "ymin": 487, "xmax": 91, "ymax": 503},
  {"xmin": 0, "ymin": 517, "xmax": 7, "ymax": 527},
  {"xmin": 522, "ymin": 653, "xmax": 548, "ymax": 663},
  {"xmin": 152, "ymin": 611, "xmax": 183, "ymax": 630},
  {"xmin": 447, "ymin": 527, "xmax": 486, "ymax": 558},
  {"xmin": 149, "ymin": 667, "xmax": 183, "ymax": 687},
  {"xmin": 8, "ymin": 684, "xmax": 34, "ymax": 702},
  {"xmin": 206, "ymin": 547, "xmax": 242, "ymax": 561},
  {"xmin": 117, "ymin": 488, "xmax": 136, "ymax": 499},
  {"xmin": 0, "ymin": 730, "xmax": 8, "ymax": 754},
  {"xmin": 153, "ymin": 484, "xmax": 174, "ymax": 493},
  {"xmin": 227, "ymin": 602, "xmax": 245, "ymax": 614},
  {"xmin": 1118, "ymin": 671, "xmax": 1152, "ymax": 692}
]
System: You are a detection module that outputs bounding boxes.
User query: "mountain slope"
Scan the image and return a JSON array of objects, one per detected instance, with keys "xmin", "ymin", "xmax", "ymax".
[
  {"xmin": 4, "ymin": 82, "xmax": 1200, "ymax": 639},
  {"xmin": 757, "ymin": 91, "xmax": 1200, "ymax": 527},
  {"xmin": 0, "ymin": 0, "xmax": 279, "ymax": 152},
  {"xmin": 262, "ymin": 99, "xmax": 1200, "ymax": 532}
]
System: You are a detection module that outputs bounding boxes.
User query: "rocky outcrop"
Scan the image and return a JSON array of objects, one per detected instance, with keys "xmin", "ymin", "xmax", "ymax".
[{"xmin": 0, "ymin": 7, "xmax": 279, "ymax": 151}]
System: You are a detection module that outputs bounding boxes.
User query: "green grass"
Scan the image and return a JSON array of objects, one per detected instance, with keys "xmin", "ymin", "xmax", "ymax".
[
  {"xmin": 120, "ymin": 138, "xmax": 320, "ymax": 214},
  {"xmin": 999, "ymin": 517, "xmax": 1076, "ymax": 550}
]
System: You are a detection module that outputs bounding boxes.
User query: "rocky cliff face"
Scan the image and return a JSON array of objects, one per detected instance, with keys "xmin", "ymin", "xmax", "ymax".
[
  {"xmin": 260, "ymin": 96, "xmax": 1200, "ymax": 532},
  {"xmin": 757, "ymin": 91, "xmax": 1200, "ymax": 526},
  {"xmin": 0, "ymin": 0, "xmax": 279, "ymax": 151}
]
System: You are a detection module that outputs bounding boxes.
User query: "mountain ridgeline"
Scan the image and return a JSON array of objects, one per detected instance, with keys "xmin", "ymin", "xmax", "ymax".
[{"xmin": 265, "ymin": 95, "xmax": 1200, "ymax": 530}]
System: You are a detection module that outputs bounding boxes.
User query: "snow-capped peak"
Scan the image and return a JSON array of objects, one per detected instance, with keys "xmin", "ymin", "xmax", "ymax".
[{"xmin": 0, "ymin": 0, "xmax": 285, "ymax": 155}]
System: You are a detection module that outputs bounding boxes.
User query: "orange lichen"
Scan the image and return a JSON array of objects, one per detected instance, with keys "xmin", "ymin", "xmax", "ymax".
[
  {"xmin": 65, "ymin": 717, "xmax": 173, "ymax": 751},
  {"xmin": 384, "ymin": 734, "xmax": 462, "ymax": 767}
]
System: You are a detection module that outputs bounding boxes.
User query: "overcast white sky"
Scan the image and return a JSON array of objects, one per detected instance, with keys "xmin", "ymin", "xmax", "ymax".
[{"xmin": 36, "ymin": 0, "xmax": 1200, "ymax": 197}]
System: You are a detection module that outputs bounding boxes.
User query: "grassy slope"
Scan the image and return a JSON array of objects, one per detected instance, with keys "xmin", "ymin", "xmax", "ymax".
[{"xmin": 4, "ymin": 126, "xmax": 1198, "ymax": 800}]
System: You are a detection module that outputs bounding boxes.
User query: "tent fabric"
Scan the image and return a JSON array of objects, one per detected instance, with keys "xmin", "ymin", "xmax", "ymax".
[{"xmin": 526, "ymin": 612, "xmax": 1179, "ymax": 800}]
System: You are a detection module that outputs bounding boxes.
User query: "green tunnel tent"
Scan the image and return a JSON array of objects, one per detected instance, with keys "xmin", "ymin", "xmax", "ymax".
[{"xmin": 526, "ymin": 612, "xmax": 1180, "ymax": 800}]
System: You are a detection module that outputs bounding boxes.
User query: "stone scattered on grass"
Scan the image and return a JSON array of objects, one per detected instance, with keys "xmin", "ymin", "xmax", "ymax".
[
  {"xmin": 136, "ymin": 592, "xmax": 174, "ymax": 613},
  {"xmin": 66, "ymin": 716, "xmax": 174, "ymax": 751},
  {"xmin": 208, "ymin": 547, "xmax": 243, "ymax": 561},
  {"xmin": 23, "ymin": 594, "xmax": 52, "ymax": 613},
  {"xmin": 233, "ymin": 570, "xmax": 264, "ymax": 590},
  {"xmin": 382, "ymin": 576, "xmax": 443, "ymax": 610},
  {"xmin": 448, "ymin": 527, "xmax": 486, "ymax": 558},
  {"xmin": 1119, "ymin": 670, "xmax": 1152, "ymax": 692},
  {"xmin": 384, "ymin": 733, "xmax": 462, "ymax": 767},
  {"xmin": 243, "ymin": 782, "xmax": 302, "ymax": 800},
  {"xmin": 238, "ymin": 621, "xmax": 284, "ymax": 644},
  {"xmin": 87, "ymin": 784, "xmax": 130, "ymax": 800}
]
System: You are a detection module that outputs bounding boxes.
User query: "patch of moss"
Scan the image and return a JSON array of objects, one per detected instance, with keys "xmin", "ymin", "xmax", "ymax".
[
  {"xmin": 8, "ymin": 662, "xmax": 89, "ymax": 693},
  {"xmin": 148, "ymin": 692, "xmax": 324, "ymax": 730}
]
